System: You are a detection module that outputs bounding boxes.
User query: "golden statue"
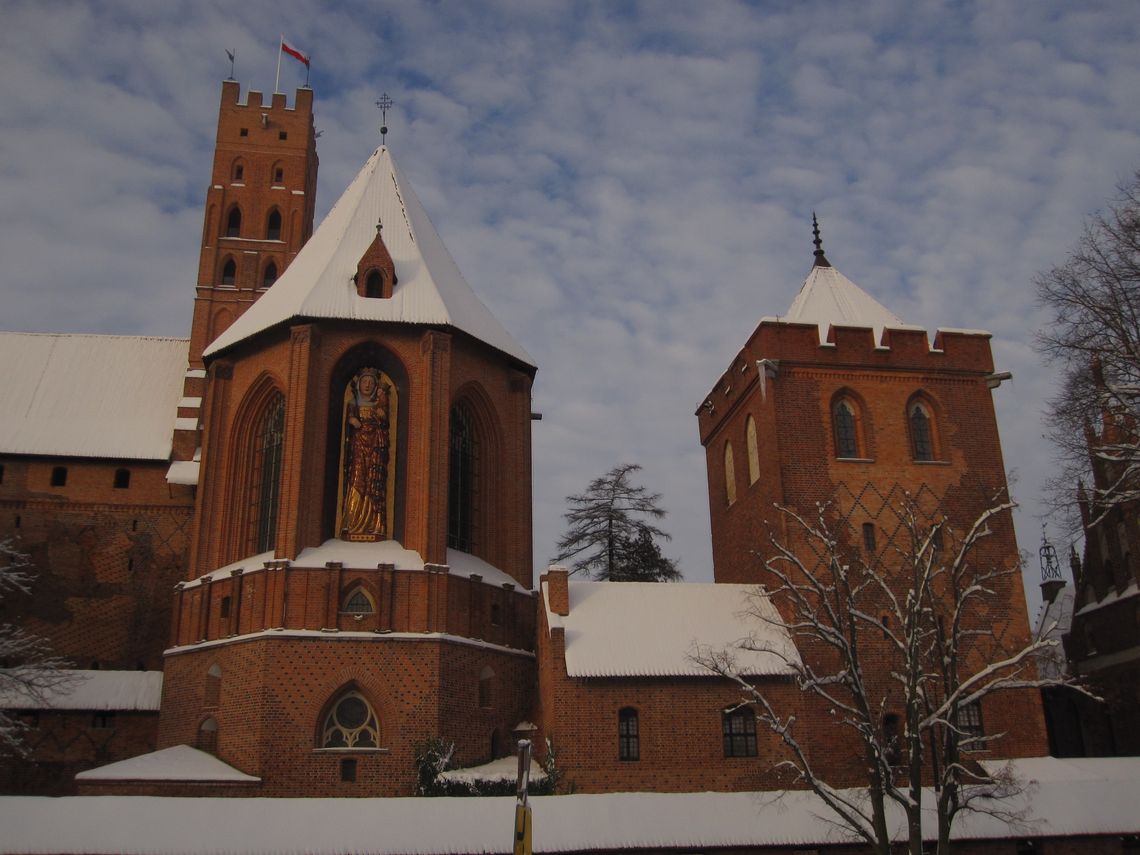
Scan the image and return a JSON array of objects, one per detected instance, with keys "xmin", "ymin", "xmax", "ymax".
[{"xmin": 337, "ymin": 368, "xmax": 396, "ymax": 541}]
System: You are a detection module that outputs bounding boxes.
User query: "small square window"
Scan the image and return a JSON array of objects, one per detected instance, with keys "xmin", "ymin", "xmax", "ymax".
[
  {"xmin": 92, "ymin": 711, "xmax": 116, "ymax": 730},
  {"xmin": 279, "ymin": 131, "xmax": 287, "ymax": 140},
  {"xmin": 50, "ymin": 466, "xmax": 67, "ymax": 487},
  {"xmin": 113, "ymin": 468, "xmax": 130, "ymax": 489},
  {"xmin": 340, "ymin": 757, "xmax": 357, "ymax": 782},
  {"xmin": 239, "ymin": 128, "xmax": 248, "ymax": 137}
]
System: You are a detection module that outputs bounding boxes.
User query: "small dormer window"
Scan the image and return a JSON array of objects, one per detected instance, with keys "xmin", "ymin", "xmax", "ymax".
[{"xmin": 365, "ymin": 270, "xmax": 384, "ymax": 298}]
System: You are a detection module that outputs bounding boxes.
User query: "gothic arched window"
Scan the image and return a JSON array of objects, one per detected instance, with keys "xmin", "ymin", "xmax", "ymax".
[
  {"xmin": 221, "ymin": 258, "xmax": 237, "ymax": 286},
  {"xmin": 262, "ymin": 261, "xmax": 278, "ymax": 288},
  {"xmin": 225, "ymin": 206, "xmax": 242, "ymax": 238},
  {"xmin": 832, "ymin": 396, "xmax": 861, "ymax": 459},
  {"xmin": 320, "ymin": 690, "xmax": 380, "ymax": 749},
  {"xmin": 364, "ymin": 270, "xmax": 384, "ymax": 298},
  {"xmin": 251, "ymin": 394, "xmax": 285, "ymax": 554},
  {"xmin": 745, "ymin": 415, "xmax": 760, "ymax": 485},
  {"xmin": 342, "ymin": 588, "xmax": 374, "ymax": 615},
  {"xmin": 448, "ymin": 403, "xmax": 478, "ymax": 552},
  {"xmin": 266, "ymin": 209, "xmax": 282, "ymax": 241},
  {"xmin": 908, "ymin": 398, "xmax": 936, "ymax": 461}
]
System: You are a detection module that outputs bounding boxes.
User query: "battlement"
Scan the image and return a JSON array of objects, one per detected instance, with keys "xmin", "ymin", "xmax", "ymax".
[
  {"xmin": 697, "ymin": 319, "xmax": 996, "ymax": 434},
  {"xmin": 219, "ymin": 79, "xmax": 313, "ymax": 115}
]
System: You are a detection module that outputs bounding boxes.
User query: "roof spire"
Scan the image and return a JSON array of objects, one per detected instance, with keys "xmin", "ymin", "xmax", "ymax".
[
  {"xmin": 812, "ymin": 212, "xmax": 831, "ymax": 268},
  {"xmin": 375, "ymin": 92, "xmax": 393, "ymax": 146}
]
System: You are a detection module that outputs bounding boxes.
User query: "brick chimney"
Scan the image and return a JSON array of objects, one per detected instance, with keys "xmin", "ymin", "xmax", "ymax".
[{"xmin": 545, "ymin": 565, "xmax": 570, "ymax": 616}]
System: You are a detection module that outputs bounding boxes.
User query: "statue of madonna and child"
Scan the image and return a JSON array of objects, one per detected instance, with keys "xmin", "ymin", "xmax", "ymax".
[{"xmin": 337, "ymin": 367, "xmax": 396, "ymax": 541}]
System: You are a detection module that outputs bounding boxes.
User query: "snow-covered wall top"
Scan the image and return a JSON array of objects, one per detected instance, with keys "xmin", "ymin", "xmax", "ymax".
[
  {"xmin": 0, "ymin": 669, "xmax": 162, "ymax": 711},
  {"xmin": 0, "ymin": 333, "xmax": 187, "ymax": 460}
]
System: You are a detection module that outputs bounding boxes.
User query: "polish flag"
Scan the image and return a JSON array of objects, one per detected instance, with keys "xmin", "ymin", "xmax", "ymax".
[{"xmin": 281, "ymin": 38, "xmax": 310, "ymax": 67}]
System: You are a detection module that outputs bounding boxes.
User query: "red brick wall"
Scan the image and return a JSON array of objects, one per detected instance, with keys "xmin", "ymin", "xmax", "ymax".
[
  {"xmin": 0, "ymin": 456, "xmax": 192, "ymax": 669},
  {"xmin": 0, "ymin": 710, "xmax": 158, "ymax": 795},
  {"xmin": 157, "ymin": 634, "xmax": 535, "ymax": 796}
]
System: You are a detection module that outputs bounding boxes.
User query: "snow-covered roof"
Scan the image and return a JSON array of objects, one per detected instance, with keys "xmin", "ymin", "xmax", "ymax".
[
  {"xmin": 544, "ymin": 581, "xmax": 800, "ymax": 678},
  {"xmin": 74, "ymin": 745, "xmax": 259, "ymax": 783},
  {"xmin": 1075, "ymin": 579, "xmax": 1139, "ymax": 616},
  {"xmin": 437, "ymin": 756, "xmax": 546, "ymax": 786},
  {"xmin": 782, "ymin": 263, "xmax": 904, "ymax": 343},
  {"xmin": 204, "ymin": 147, "xmax": 534, "ymax": 367},
  {"xmin": 0, "ymin": 670, "xmax": 162, "ymax": 711},
  {"xmin": 184, "ymin": 540, "xmax": 525, "ymax": 591},
  {"xmin": 7, "ymin": 757, "xmax": 1140, "ymax": 853},
  {"xmin": 0, "ymin": 333, "xmax": 187, "ymax": 460}
]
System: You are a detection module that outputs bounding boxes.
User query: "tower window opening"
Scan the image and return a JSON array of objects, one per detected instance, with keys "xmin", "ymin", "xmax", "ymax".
[
  {"xmin": 221, "ymin": 258, "xmax": 237, "ymax": 286},
  {"xmin": 267, "ymin": 210, "xmax": 282, "ymax": 241},
  {"xmin": 113, "ymin": 468, "xmax": 130, "ymax": 489},
  {"xmin": 448, "ymin": 404, "xmax": 478, "ymax": 552},
  {"xmin": 225, "ymin": 207, "xmax": 241, "ymax": 238},
  {"xmin": 909, "ymin": 402, "xmax": 934, "ymax": 461},
  {"xmin": 833, "ymin": 399, "xmax": 859, "ymax": 458},
  {"xmin": 262, "ymin": 261, "xmax": 278, "ymax": 288},
  {"xmin": 50, "ymin": 466, "xmax": 67, "ymax": 487},
  {"xmin": 279, "ymin": 131, "xmax": 287, "ymax": 141},
  {"xmin": 232, "ymin": 162, "xmax": 244, "ymax": 182},
  {"xmin": 274, "ymin": 167, "xmax": 284, "ymax": 184},
  {"xmin": 862, "ymin": 523, "xmax": 877, "ymax": 553},
  {"xmin": 239, "ymin": 128, "xmax": 248, "ymax": 137},
  {"xmin": 219, "ymin": 596, "xmax": 231, "ymax": 619},
  {"xmin": 250, "ymin": 395, "xmax": 285, "ymax": 554}
]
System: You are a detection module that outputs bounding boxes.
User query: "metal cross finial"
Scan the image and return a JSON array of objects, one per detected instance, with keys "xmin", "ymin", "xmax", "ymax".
[
  {"xmin": 811, "ymin": 212, "xmax": 831, "ymax": 268},
  {"xmin": 375, "ymin": 93, "xmax": 393, "ymax": 145}
]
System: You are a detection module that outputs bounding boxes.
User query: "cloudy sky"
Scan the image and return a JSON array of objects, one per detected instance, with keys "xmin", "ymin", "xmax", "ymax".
[{"xmin": 2, "ymin": 1, "xmax": 1138, "ymax": 614}]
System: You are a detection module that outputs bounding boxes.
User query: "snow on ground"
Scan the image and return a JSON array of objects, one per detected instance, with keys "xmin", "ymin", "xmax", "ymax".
[{"xmin": 5, "ymin": 757, "xmax": 1139, "ymax": 854}]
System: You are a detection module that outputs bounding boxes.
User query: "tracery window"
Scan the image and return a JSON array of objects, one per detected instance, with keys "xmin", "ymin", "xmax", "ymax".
[
  {"xmin": 745, "ymin": 415, "xmax": 760, "ymax": 485},
  {"xmin": 342, "ymin": 588, "xmax": 374, "ymax": 615},
  {"xmin": 250, "ymin": 394, "xmax": 285, "ymax": 554},
  {"xmin": 619, "ymin": 707, "xmax": 640, "ymax": 761},
  {"xmin": 833, "ymin": 399, "xmax": 859, "ymax": 458},
  {"xmin": 724, "ymin": 442, "xmax": 737, "ymax": 506},
  {"xmin": 448, "ymin": 403, "xmax": 478, "ymax": 551},
  {"xmin": 321, "ymin": 690, "xmax": 380, "ymax": 749},
  {"xmin": 722, "ymin": 708, "xmax": 757, "ymax": 757}
]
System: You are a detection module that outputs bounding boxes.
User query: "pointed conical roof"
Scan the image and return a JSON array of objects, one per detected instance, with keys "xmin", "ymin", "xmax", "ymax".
[
  {"xmin": 783, "ymin": 263, "xmax": 904, "ymax": 343},
  {"xmin": 204, "ymin": 147, "xmax": 534, "ymax": 367}
]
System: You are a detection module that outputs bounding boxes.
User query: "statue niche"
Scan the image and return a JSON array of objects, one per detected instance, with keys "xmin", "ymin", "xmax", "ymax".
[{"xmin": 336, "ymin": 367, "xmax": 398, "ymax": 541}]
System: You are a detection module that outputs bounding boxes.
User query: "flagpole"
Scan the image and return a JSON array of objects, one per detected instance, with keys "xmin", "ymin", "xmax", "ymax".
[{"xmin": 274, "ymin": 34, "xmax": 283, "ymax": 94}]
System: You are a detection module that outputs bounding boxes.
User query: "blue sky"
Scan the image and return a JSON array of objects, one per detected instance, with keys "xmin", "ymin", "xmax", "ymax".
[{"xmin": 2, "ymin": 1, "xmax": 1139, "ymax": 614}]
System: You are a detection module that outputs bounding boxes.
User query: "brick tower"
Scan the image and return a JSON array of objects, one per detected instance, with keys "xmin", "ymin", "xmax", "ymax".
[
  {"xmin": 695, "ymin": 222, "xmax": 1049, "ymax": 779},
  {"xmin": 147, "ymin": 136, "xmax": 538, "ymax": 797}
]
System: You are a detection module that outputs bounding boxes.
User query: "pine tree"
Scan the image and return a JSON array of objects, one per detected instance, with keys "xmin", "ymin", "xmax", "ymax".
[{"xmin": 553, "ymin": 463, "xmax": 680, "ymax": 581}]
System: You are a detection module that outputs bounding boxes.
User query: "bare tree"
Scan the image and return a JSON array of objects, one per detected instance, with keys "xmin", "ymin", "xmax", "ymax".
[
  {"xmin": 695, "ymin": 492, "xmax": 1080, "ymax": 855},
  {"xmin": 0, "ymin": 538, "xmax": 72, "ymax": 756},
  {"xmin": 553, "ymin": 463, "xmax": 680, "ymax": 580},
  {"xmin": 1036, "ymin": 169, "xmax": 1140, "ymax": 528}
]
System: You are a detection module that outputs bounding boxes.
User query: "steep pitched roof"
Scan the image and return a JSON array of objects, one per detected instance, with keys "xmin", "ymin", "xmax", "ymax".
[
  {"xmin": 0, "ymin": 670, "xmax": 162, "ymax": 711},
  {"xmin": 783, "ymin": 263, "xmax": 905, "ymax": 343},
  {"xmin": 205, "ymin": 147, "xmax": 534, "ymax": 367},
  {"xmin": 0, "ymin": 333, "xmax": 187, "ymax": 460},
  {"xmin": 543, "ymin": 581, "xmax": 801, "ymax": 678}
]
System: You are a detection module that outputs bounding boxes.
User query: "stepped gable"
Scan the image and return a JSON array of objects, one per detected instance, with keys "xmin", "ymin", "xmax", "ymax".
[{"xmin": 204, "ymin": 146, "xmax": 534, "ymax": 367}]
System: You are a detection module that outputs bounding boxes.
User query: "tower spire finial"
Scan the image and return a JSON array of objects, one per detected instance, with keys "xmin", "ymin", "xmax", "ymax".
[
  {"xmin": 375, "ymin": 93, "xmax": 393, "ymax": 146},
  {"xmin": 812, "ymin": 212, "xmax": 831, "ymax": 268}
]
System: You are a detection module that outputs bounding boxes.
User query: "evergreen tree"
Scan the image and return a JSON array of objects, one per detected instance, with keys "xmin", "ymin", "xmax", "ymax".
[{"xmin": 554, "ymin": 463, "xmax": 680, "ymax": 581}]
